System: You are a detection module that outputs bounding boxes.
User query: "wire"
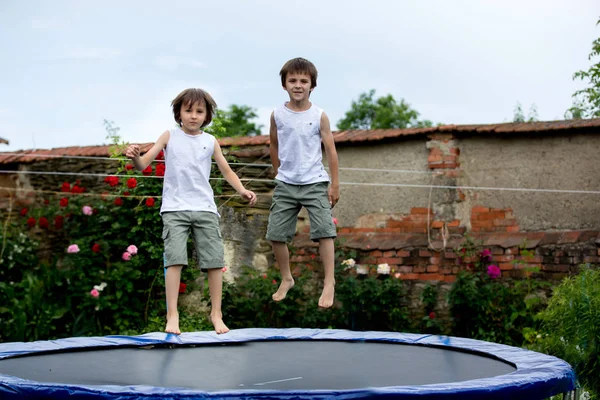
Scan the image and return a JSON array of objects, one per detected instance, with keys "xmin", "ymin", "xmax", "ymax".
[{"xmin": 2, "ymin": 169, "xmax": 599, "ymax": 195}]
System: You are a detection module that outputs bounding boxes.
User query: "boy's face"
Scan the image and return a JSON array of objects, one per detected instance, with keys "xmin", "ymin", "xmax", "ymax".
[
  {"xmin": 283, "ymin": 71, "xmax": 313, "ymax": 102},
  {"xmin": 179, "ymin": 100, "xmax": 206, "ymax": 133}
]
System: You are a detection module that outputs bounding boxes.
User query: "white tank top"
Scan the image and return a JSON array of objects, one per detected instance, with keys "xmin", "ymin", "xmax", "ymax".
[
  {"xmin": 160, "ymin": 128, "xmax": 219, "ymax": 215},
  {"xmin": 273, "ymin": 103, "xmax": 330, "ymax": 185}
]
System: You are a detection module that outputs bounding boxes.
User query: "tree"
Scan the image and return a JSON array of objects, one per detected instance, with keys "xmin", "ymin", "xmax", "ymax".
[
  {"xmin": 567, "ymin": 18, "xmax": 600, "ymax": 119},
  {"xmin": 205, "ymin": 105, "xmax": 263, "ymax": 138},
  {"xmin": 512, "ymin": 102, "xmax": 538, "ymax": 122},
  {"xmin": 337, "ymin": 89, "xmax": 433, "ymax": 130}
]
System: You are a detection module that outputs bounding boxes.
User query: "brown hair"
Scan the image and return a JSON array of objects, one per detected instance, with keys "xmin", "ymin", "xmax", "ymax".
[
  {"xmin": 279, "ymin": 57, "xmax": 318, "ymax": 89},
  {"xmin": 171, "ymin": 88, "xmax": 217, "ymax": 128}
]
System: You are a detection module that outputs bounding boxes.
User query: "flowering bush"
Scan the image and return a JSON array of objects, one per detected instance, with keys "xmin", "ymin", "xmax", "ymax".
[{"xmin": 448, "ymin": 236, "xmax": 549, "ymax": 346}]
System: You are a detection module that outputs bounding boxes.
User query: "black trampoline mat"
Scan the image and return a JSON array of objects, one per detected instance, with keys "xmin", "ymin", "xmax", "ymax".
[{"xmin": 0, "ymin": 341, "xmax": 516, "ymax": 391}]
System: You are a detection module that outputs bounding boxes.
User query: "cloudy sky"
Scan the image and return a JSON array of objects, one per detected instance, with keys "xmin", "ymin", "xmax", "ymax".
[{"xmin": 1, "ymin": 0, "xmax": 599, "ymax": 151}]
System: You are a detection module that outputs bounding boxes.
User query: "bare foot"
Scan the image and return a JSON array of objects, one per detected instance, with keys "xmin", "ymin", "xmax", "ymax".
[
  {"xmin": 211, "ymin": 313, "xmax": 230, "ymax": 334},
  {"xmin": 272, "ymin": 278, "xmax": 295, "ymax": 302},
  {"xmin": 165, "ymin": 313, "xmax": 180, "ymax": 335},
  {"xmin": 318, "ymin": 283, "xmax": 335, "ymax": 308}
]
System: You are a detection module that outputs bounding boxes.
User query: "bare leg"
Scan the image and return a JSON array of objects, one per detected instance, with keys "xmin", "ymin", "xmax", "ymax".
[
  {"xmin": 318, "ymin": 238, "xmax": 335, "ymax": 308},
  {"xmin": 271, "ymin": 241, "xmax": 295, "ymax": 301},
  {"xmin": 165, "ymin": 265, "xmax": 182, "ymax": 334},
  {"xmin": 207, "ymin": 268, "xmax": 229, "ymax": 334}
]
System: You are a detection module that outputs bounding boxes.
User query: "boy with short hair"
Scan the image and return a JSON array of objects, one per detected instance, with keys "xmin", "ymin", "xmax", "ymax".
[{"xmin": 267, "ymin": 57, "xmax": 340, "ymax": 308}]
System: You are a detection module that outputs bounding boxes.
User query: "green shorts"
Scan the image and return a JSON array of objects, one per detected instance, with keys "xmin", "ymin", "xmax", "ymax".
[
  {"xmin": 162, "ymin": 211, "xmax": 224, "ymax": 271},
  {"xmin": 266, "ymin": 180, "xmax": 337, "ymax": 243}
]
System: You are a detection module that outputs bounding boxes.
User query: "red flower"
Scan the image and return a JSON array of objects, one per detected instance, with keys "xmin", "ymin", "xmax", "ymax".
[
  {"xmin": 104, "ymin": 176, "xmax": 119, "ymax": 187},
  {"xmin": 429, "ymin": 312, "xmax": 436, "ymax": 319},
  {"xmin": 54, "ymin": 215, "xmax": 64, "ymax": 229},
  {"xmin": 26, "ymin": 217, "xmax": 36, "ymax": 228},
  {"xmin": 156, "ymin": 150, "xmax": 164, "ymax": 160},
  {"xmin": 38, "ymin": 217, "xmax": 49, "ymax": 229},
  {"xmin": 155, "ymin": 163, "xmax": 166, "ymax": 177},
  {"xmin": 71, "ymin": 185, "xmax": 85, "ymax": 194},
  {"xmin": 61, "ymin": 182, "xmax": 71, "ymax": 192},
  {"xmin": 20, "ymin": 208, "xmax": 28, "ymax": 216},
  {"xmin": 262, "ymin": 274, "xmax": 267, "ymax": 279},
  {"xmin": 123, "ymin": 191, "xmax": 130, "ymax": 196},
  {"xmin": 272, "ymin": 279, "xmax": 277, "ymax": 285},
  {"xmin": 59, "ymin": 197, "xmax": 68, "ymax": 207},
  {"xmin": 114, "ymin": 197, "xmax": 123, "ymax": 206},
  {"xmin": 127, "ymin": 178, "xmax": 137, "ymax": 189},
  {"xmin": 125, "ymin": 164, "xmax": 134, "ymax": 170},
  {"xmin": 142, "ymin": 165, "xmax": 153, "ymax": 176},
  {"xmin": 43, "ymin": 199, "xmax": 50, "ymax": 204},
  {"xmin": 92, "ymin": 243, "xmax": 101, "ymax": 253},
  {"xmin": 146, "ymin": 197, "xmax": 155, "ymax": 207},
  {"xmin": 179, "ymin": 282, "xmax": 187, "ymax": 293}
]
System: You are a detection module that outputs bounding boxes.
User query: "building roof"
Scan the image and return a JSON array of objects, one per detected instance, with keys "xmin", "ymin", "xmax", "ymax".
[{"xmin": 1, "ymin": 118, "xmax": 599, "ymax": 164}]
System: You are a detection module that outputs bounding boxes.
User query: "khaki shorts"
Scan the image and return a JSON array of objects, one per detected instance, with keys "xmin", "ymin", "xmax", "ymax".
[
  {"xmin": 162, "ymin": 211, "xmax": 224, "ymax": 271},
  {"xmin": 266, "ymin": 180, "xmax": 337, "ymax": 243}
]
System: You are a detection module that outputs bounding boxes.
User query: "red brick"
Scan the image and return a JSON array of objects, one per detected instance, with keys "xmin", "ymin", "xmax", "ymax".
[
  {"xmin": 472, "ymin": 220, "xmax": 493, "ymax": 229},
  {"xmin": 505, "ymin": 247, "xmax": 519, "ymax": 255},
  {"xmin": 428, "ymin": 154, "xmax": 443, "ymax": 163},
  {"xmin": 376, "ymin": 257, "xmax": 403, "ymax": 265},
  {"xmin": 447, "ymin": 220, "xmax": 460, "ymax": 227},
  {"xmin": 449, "ymin": 148, "xmax": 460, "ymax": 155},
  {"xmin": 507, "ymin": 226, "xmax": 520, "ymax": 232},
  {"xmin": 516, "ymin": 255, "xmax": 543, "ymax": 263},
  {"xmin": 400, "ymin": 273, "xmax": 419, "ymax": 280},
  {"xmin": 429, "ymin": 257, "xmax": 442, "ymax": 265},
  {"xmin": 419, "ymin": 250, "xmax": 433, "ymax": 257},
  {"xmin": 411, "ymin": 207, "xmax": 432, "ymax": 215},
  {"xmin": 491, "ymin": 248, "xmax": 504, "ymax": 255},
  {"xmin": 443, "ymin": 155, "xmax": 456, "ymax": 162},
  {"xmin": 444, "ymin": 252, "xmax": 457, "ymax": 259},
  {"xmin": 419, "ymin": 273, "xmax": 445, "ymax": 281},
  {"xmin": 396, "ymin": 250, "xmax": 411, "ymax": 257},
  {"xmin": 426, "ymin": 265, "xmax": 440, "ymax": 273},
  {"xmin": 431, "ymin": 221, "xmax": 444, "ymax": 229},
  {"xmin": 492, "ymin": 255, "xmax": 514, "ymax": 262},
  {"xmin": 382, "ymin": 250, "xmax": 396, "ymax": 257},
  {"xmin": 472, "ymin": 206, "xmax": 490, "ymax": 213},
  {"xmin": 499, "ymin": 263, "xmax": 514, "ymax": 271},
  {"xmin": 429, "ymin": 148, "xmax": 443, "ymax": 156},
  {"xmin": 361, "ymin": 256, "xmax": 377, "ymax": 264},
  {"xmin": 399, "ymin": 266, "xmax": 414, "ymax": 274},
  {"xmin": 476, "ymin": 212, "xmax": 505, "ymax": 221},
  {"xmin": 414, "ymin": 266, "xmax": 427, "ymax": 273},
  {"xmin": 542, "ymin": 265, "xmax": 570, "ymax": 272},
  {"xmin": 493, "ymin": 219, "xmax": 518, "ymax": 227},
  {"xmin": 444, "ymin": 275, "xmax": 457, "ymax": 283}
]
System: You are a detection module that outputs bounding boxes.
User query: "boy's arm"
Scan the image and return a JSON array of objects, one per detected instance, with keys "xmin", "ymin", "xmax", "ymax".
[
  {"xmin": 125, "ymin": 130, "xmax": 170, "ymax": 171},
  {"xmin": 269, "ymin": 112, "xmax": 280, "ymax": 175},
  {"xmin": 320, "ymin": 112, "xmax": 340, "ymax": 208},
  {"xmin": 214, "ymin": 140, "xmax": 257, "ymax": 206}
]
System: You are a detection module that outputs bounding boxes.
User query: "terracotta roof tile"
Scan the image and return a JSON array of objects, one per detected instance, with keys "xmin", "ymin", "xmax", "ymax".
[{"xmin": 1, "ymin": 118, "xmax": 599, "ymax": 164}]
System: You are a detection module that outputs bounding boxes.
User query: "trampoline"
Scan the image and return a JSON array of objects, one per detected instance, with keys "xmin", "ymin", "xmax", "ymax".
[{"xmin": 0, "ymin": 328, "xmax": 577, "ymax": 399}]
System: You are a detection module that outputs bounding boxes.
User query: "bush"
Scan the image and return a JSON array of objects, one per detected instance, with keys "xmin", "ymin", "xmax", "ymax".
[{"xmin": 527, "ymin": 265, "xmax": 600, "ymax": 399}]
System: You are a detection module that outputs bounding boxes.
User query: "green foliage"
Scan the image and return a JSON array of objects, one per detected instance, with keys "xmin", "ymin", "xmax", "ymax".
[
  {"xmin": 205, "ymin": 104, "xmax": 263, "ymax": 138},
  {"xmin": 222, "ymin": 256, "xmax": 411, "ymax": 332},
  {"xmin": 527, "ymin": 265, "xmax": 600, "ymax": 399},
  {"xmin": 420, "ymin": 284, "xmax": 442, "ymax": 333},
  {"xmin": 448, "ymin": 237, "xmax": 548, "ymax": 346},
  {"xmin": 337, "ymin": 89, "xmax": 434, "ymax": 130},
  {"xmin": 568, "ymin": 18, "xmax": 600, "ymax": 119},
  {"xmin": 513, "ymin": 102, "xmax": 539, "ymax": 122}
]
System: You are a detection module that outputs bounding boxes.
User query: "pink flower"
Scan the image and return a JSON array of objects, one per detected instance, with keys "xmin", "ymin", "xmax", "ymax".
[
  {"xmin": 332, "ymin": 217, "xmax": 338, "ymax": 225},
  {"xmin": 90, "ymin": 289, "xmax": 100, "ymax": 298},
  {"xmin": 480, "ymin": 249, "xmax": 492, "ymax": 261},
  {"xmin": 82, "ymin": 206, "xmax": 93, "ymax": 216},
  {"xmin": 487, "ymin": 265, "xmax": 501, "ymax": 279},
  {"xmin": 67, "ymin": 244, "xmax": 80, "ymax": 253},
  {"xmin": 222, "ymin": 267, "xmax": 227, "ymax": 272},
  {"xmin": 394, "ymin": 272, "xmax": 401, "ymax": 279},
  {"xmin": 122, "ymin": 252, "xmax": 131, "ymax": 261},
  {"xmin": 272, "ymin": 279, "xmax": 277, "ymax": 284},
  {"xmin": 126, "ymin": 245, "xmax": 138, "ymax": 255}
]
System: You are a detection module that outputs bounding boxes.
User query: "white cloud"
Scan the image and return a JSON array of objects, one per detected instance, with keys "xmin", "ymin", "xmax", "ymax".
[{"xmin": 154, "ymin": 56, "xmax": 206, "ymax": 71}]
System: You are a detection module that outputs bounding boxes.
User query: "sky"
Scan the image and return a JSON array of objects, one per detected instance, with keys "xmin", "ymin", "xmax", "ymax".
[{"xmin": 0, "ymin": 0, "xmax": 599, "ymax": 152}]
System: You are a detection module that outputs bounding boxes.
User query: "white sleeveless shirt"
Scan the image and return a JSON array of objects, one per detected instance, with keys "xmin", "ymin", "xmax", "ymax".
[
  {"xmin": 160, "ymin": 128, "xmax": 219, "ymax": 215},
  {"xmin": 273, "ymin": 103, "xmax": 330, "ymax": 185}
]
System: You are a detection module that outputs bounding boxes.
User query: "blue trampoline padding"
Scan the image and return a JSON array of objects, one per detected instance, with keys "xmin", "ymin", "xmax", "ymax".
[{"xmin": 0, "ymin": 328, "xmax": 576, "ymax": 399}]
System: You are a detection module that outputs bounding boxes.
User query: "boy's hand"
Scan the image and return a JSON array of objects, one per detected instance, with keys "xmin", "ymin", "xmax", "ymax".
[
  {"xmin": 125, "ymin": 144, "xmax": 140, "ymax": 159},
  {"xmin": 241, "ymin": 189, "xmax": 257, "ymax": 206},
  {"xmin": 329, "ymin": 185, "xmax": 340, "ymax": 208}
]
